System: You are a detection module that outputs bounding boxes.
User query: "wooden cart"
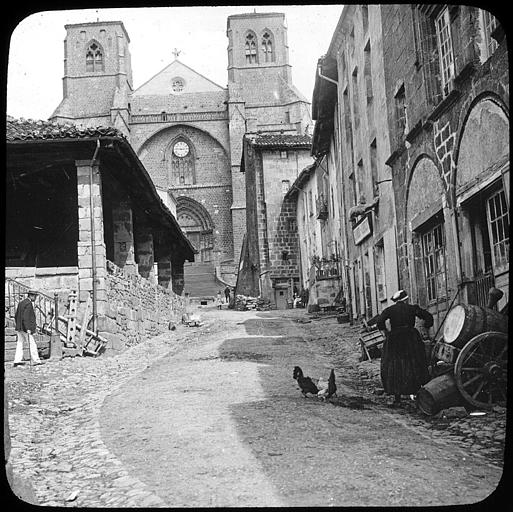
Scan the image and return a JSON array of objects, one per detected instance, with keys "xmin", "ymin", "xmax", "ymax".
[{"xmin": 430, "ymin": 293, "xmax": 508, "ymax": 410}]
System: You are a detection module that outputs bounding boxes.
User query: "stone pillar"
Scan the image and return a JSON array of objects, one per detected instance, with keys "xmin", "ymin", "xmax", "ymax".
[
  {"xmin": 158, "ymin": 256, "xmax": 172, "ymax": 289},
  {"xmin": 76, "ymin": 160, "xmax": 107, "ymax": 320},
  {"xmin": 171, "ymin": 260, "xmax": 185, "ymax": 295},
  {"xmin": 134, "ymin": 218, "xmax": 155, "ymax": 280},
  {"xmin": 112, "ymin": 200, "xmax": 136, "ymax": 274}
]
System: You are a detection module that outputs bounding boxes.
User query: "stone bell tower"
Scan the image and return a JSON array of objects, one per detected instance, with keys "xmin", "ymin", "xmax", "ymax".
[{"xmin": 50, "ymin": 21, "xmax": 133, "ymax": 138}]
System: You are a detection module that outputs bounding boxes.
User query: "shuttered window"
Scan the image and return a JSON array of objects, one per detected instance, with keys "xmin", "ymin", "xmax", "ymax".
[
  {"xmin": 487, "ymin": 188, "xmax": 509, "ymax": 274},
  {"xmin": 421, "ymin": 222, "xmax": 447, "ymax": 303},
  {"xmin": 435, "ymin": 7, "xmax": 455, "ymax": 96}
]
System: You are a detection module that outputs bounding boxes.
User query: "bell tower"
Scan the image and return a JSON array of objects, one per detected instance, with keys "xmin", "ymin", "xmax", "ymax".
[
  {"xmin": 227, "ymin": 12, "xmax": 292, "ymax": 100},
  {"xmin": 50, "ymin": 21, "xmax": 133, "ymax": 137}
]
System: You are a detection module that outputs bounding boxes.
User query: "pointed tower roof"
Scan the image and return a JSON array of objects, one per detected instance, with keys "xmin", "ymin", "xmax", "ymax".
[{"xmin": 133, "ymin": 59, "xmax": 225, "ymax": 96}]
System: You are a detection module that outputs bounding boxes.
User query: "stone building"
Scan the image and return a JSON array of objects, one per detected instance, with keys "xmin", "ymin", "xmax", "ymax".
[
  {"xmin": 50, "ymin": 12, "xmax": 311, "ymax": 295},
  {"xmin": 381, "ymin": 5, "xmax": 509, "ymax": 327},
  {"xmin": 304, "ymin": 5, "xmax": 508, "ymax": 328},
  {"xmin": 238, "ymin": 133, "xmax": 312, "ymax": 307},
  {"xmin": 5, "ymin": 117, "xmax": 195, "ymax": 353},
  {"xmin": 309, "ymin": 4, "xmax": 400, "ymax": 319}
]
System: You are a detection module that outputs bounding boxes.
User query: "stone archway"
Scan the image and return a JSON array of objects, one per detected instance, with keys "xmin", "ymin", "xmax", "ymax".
[
  {"xmin": 405, "ymin": 156, "xmax": 447, "ymax": 309},
  {"xmin": 176, "ymin": 197, "xmax": 214, "ymax": 263}
]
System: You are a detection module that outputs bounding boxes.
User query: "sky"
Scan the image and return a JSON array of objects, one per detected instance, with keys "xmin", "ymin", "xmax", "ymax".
[{"xmin": 6, "ymin": 5, "xmax": 344, "ymax": 121}]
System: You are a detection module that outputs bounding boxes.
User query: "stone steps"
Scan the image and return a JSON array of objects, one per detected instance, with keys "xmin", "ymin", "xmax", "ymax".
[
  {"xmin": 4, "ymin": 326, "xmax": 51, "ymax": 362},
  {"xmin": 183, "ymin": 263, "xmax": 224, "ymax": 298}
]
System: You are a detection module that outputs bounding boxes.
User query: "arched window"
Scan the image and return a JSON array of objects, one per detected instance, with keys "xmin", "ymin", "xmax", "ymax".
[
  {"xmin": 245, "ymin": 32, "xmax": 258, "ymax": 64},
  {"xmin": 168, "ymin": 138, "xmax": 196, "ymax": 186},
  {"xmin": 86, "ymin": 42, "xmax": 104, "ymax": 72},
  {"xmin": 261, "ymin": 32, "xmax": 274, "ymax": 62}
]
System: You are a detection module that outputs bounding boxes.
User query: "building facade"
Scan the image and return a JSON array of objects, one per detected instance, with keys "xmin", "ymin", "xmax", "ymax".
[
  {"xmin": 303, "ymin": 5, "xmax": 508, "ymax": 328},
  {"xmin": 238, "ymin": 133, "xmax": 313, "ymax": 307},
  {"xmin": 50, "ymin": 12, "xmax": 311, "ymax": 292},
  {"xmin": 310, "ymin": 4, "xmax": 400, "ymax": 319},
  {"xmin": 381, "ymin": 5, "xmax": 508, "ymax": 328}
]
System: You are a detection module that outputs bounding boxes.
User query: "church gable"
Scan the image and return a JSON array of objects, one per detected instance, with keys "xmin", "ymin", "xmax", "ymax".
[{"xmin": 133, "ymin": 60, "xmax": 225, "ymax": 96}]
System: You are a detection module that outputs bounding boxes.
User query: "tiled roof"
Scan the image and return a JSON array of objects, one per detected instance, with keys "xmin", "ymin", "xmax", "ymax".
[
  {"xmin": 250, "ymin": 133, "xmax": 312, "ymax": 148},
  {"xmin": 6, "ymin": 116, "xmax": 125, "ymax": 142}
]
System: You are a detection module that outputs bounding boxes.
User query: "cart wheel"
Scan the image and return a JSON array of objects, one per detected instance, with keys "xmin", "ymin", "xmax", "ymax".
[{"xmin": 454, "ymin": 331, "xmax": 507, "ymax": 409}]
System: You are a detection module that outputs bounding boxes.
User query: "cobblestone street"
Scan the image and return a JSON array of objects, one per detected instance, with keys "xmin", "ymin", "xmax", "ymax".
[{"xmin": 5, "ymin": 307, "xmax": 506, "ymax": 507}]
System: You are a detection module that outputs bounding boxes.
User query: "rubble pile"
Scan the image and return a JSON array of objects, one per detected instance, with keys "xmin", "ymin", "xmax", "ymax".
[{"xmin": 234, "ymin": 295, "xmax": 273, "ymax": 311}]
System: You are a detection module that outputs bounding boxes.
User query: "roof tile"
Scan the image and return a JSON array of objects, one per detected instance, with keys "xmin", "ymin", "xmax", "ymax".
[{"xmin": 6, "ymin": 116, "xmax": 125, "ymax": 142}]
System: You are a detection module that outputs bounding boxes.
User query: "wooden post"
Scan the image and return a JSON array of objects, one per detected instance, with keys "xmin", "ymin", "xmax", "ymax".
[{"xmin": 65, "ymin": 291, "xmax": 78, "ymax": 348}]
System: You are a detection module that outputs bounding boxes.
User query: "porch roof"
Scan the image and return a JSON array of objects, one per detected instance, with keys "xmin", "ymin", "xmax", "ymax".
[{"xmin": 6, "ymin": 117, "xmax": 196, "ymax": 260}]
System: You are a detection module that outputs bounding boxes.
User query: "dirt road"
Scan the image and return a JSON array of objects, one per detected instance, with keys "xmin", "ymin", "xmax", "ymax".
[{"xmin": 99, "ymin": 308, "xmax": 504, "ymax": 507}]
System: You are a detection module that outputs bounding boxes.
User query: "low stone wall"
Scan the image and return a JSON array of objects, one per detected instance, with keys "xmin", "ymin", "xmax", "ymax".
[{"xmin": 101, "ymin": 261, "xmax": 185, "ymax": 352}]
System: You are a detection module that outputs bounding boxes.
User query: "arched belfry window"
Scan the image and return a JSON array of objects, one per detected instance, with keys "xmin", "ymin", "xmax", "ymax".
[
  {"xmin": 167, "ymin": 137, "xmax": 196, "ymax": 186},
  {"xmin": 261, "ymin": 31, "xmax": 274, "ymax": 62},
  {"xmin": 86, "ymin": 41, "xmax": 104, "ymax": 72},
  {"xmin": 245, "ymin": 32, "xmax": 258, "ymax": 64}
]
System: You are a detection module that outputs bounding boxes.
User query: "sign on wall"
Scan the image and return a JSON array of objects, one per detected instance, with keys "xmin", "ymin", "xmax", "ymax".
[{"xmin": 352, "ymin": 213, "xmax": 373, "ymax": 245}]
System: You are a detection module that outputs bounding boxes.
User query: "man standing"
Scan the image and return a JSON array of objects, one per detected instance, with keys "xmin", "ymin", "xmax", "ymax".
[
  {"xmin": 14, "ymin": 290, "xmax": 43, "ymax": 367},
  {"xmin": 224, "ymin": 286, "xmax": 231, "ymax": 304}
]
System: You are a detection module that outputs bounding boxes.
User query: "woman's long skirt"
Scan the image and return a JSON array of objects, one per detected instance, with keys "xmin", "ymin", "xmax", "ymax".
[{"xmin": 380, "ymin": 326, "xmax": 429, "ymax": 395}]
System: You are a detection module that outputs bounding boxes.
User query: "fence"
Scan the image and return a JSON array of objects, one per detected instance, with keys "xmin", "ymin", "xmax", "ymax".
[{"xmin": 4, "ymin": 278, "xmax": 58, "ymax": 334}]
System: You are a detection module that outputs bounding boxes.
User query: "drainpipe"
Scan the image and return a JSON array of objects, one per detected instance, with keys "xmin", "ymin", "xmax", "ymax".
[
  {"xmin": 89, "ymin": 139, "xmax": 101, "ymax": 332},
  {"xmin": 317, "ymin": 64, "xmax": 338, "ymax": 86}
]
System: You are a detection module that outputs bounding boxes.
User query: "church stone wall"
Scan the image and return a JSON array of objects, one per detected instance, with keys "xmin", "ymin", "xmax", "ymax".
[{"xmin": 134, "ymin": 124, "xmax": 234, "ymax": 259}]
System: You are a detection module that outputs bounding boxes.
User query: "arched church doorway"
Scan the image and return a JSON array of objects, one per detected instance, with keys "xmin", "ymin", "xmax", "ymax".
[{"xmin": 176, "ymin": 197, "xmax": 214, "ymax": 263}]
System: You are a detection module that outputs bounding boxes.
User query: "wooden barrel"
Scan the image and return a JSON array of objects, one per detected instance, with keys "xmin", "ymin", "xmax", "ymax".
[
  {"xmin": 417, "ymin": 373, "xmax": 464, "ymax": 416},
  {"xmin": 442, "ymin": 304, "xmax": 507, "ymax": 349}
]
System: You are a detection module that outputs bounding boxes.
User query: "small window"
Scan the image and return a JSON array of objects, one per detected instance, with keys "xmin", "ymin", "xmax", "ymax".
[
  {"xmin": 86, "ymin": 42, "xmax": 104, "ymax": 72},
  {"xmin": 486, "ymin": 188, "xmax": 509, "ymax": 273},
  {"xmin": 281, "ymin": 180, "xmax": 290, "ymax": 194},
  {"xmin": 262, "ymin": 32, "xmax": 274, "ymax": 62},
  {"xmin": 394, "ymin": 84, "xmax": 407, "ymax": 137},
  {"xmin": 172, "ymin": 77, "xmax": 185, "ymax": 93},
  {"xmin": 435, "ymin": 7, "xmax": 455, "ymax": 96},
  {"xmin": 480, "ymin": 9, "xmax": 499, "ymax": 62},
  {"xmin": 374, "ymin": 241, "xmax": 386, "ymax": 301},
  {"xmin": 280, "ymin": 150, "xmax": 288, "ymax": 159},
  {"xmin": 245, "ymin": 32, "xmax": 258, "ymax": 64},
  {"xmin": 421, "ymin": 223, "xmax": 447, "ymax": 303}
]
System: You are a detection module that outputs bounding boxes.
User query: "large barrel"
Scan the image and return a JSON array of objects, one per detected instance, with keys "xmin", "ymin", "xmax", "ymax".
[
  {"xmin": 442, "ymin": 304, "xmax": 508, "ymax": 349},
  {"xmin": 417, "ymin": 373, "xmax": 464, "ymax": 416}
]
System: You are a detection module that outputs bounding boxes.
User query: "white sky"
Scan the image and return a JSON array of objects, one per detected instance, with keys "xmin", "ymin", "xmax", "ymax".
[{"xmin": 7, "ymin": 5, "xmax": 344, "ymax": 120}]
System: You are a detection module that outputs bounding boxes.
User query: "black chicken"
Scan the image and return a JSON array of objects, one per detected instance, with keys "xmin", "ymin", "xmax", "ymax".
[
  {"xmin": 293, "ymin": 366, "xmax": 319, "ymax": 397},
  {"xmin": 293, "ymin": 366, "xmax": 337, "ymax": 401}
]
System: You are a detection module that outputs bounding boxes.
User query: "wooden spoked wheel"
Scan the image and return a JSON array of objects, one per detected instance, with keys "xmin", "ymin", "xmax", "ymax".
[{"xmin": 454, "ymin": 331, "xmax": 508, "ymax": 409}]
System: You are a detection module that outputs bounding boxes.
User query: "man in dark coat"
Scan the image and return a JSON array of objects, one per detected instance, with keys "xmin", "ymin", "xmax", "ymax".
[
  {"xmin": 375, "ymin": 289, "xmax": 432, "ymax": 406},
  {"xmin": 14, "ymin": 289, "xmax": 43, "ymax": 366},
  {"xmin": 224, "ymin": 286, "xmax": 231, "ymax": 303}
]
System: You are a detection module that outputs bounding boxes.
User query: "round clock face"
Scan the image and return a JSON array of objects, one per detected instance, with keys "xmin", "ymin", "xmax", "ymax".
[{"xmin": 173, "ymin": 141, "xmax": 189, "ymax": 158}]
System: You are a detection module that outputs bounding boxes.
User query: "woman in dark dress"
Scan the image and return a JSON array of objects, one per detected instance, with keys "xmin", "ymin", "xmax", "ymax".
[{"xmin": 375, "ymin": 289, "xmax": 433, "ymax": 406}]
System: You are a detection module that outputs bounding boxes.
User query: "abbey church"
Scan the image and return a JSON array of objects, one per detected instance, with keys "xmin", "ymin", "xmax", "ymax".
[{"xmin": 50, "ymin": 11, "xmax": 312, "ymax": 290}]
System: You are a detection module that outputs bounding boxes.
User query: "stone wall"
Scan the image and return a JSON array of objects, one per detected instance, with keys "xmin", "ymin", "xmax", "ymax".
[{"xmin": 101, "ymin": 261, "xmax": 185, "ymax": 351}]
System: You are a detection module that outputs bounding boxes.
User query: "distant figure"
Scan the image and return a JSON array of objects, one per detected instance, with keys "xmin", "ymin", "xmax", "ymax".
[
  {"xmin": 224, "ymin": 286, "xmax": 231, "ymax": 303},
  {"xmin": 14, "ymin": 289, "xmax": 43, "ymax": 367},
  {"xmin": 216, "ymin": 291, "xmax": 223, "ymax": 309}
]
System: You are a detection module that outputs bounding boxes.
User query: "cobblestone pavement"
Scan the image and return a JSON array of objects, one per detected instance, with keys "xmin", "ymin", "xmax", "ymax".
[
  {"xmin": 294, "ymin": 312, "xmax": 507, "ymax": 467},
  {"xmin": 5, "ymin": 324, "xmax": 204, "ymax": 507},
  {"xmin": 4, "ymin": 307, "xmax": 507, "ymax": 507}
]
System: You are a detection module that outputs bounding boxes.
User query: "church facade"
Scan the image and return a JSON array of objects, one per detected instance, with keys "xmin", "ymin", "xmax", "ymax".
[{"xmin": 50, "ymin": 12, "xmax": 312, "ymax": 289}]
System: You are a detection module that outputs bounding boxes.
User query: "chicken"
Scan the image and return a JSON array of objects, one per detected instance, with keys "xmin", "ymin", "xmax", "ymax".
[
  {"xmin": 293, "ymin": 366, "xmax": 319, "ymax": 397},
  {"xmin": 293, "ymin": 366, "xmax": 337, "ymax": 401},
  {"xmin": 317, "ymin": 369, "xmax": 337, "ymax": 401}
]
